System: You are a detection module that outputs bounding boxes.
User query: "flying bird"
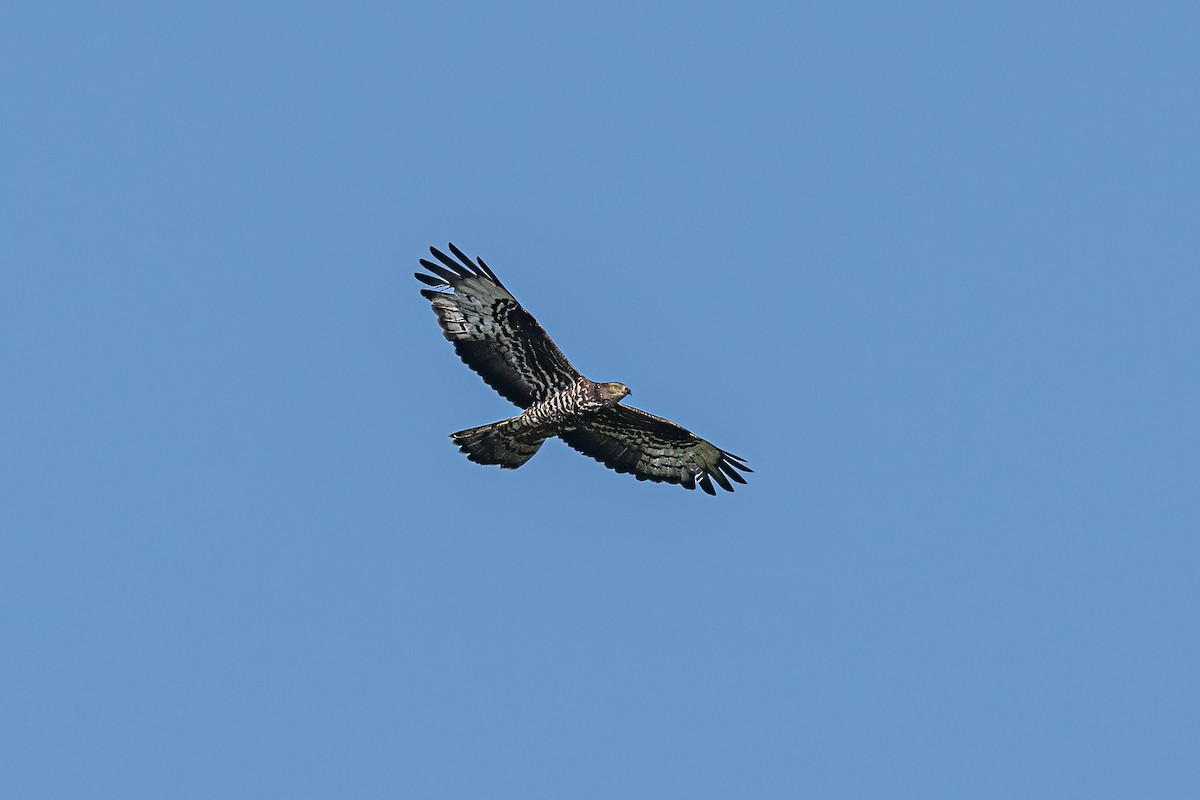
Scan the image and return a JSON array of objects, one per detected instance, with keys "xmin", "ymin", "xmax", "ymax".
[{"xmin": 415, "ymin": 244, "xmax": 751, "ymax": 494}]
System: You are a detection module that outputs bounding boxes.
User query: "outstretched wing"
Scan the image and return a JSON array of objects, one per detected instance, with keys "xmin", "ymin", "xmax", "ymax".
[
  {"xmin": 559, "ymin": 405, "xmax": 752, "ymax": 494},
  {"xmin": 416, "ymin": 244, "xmax": 581, "ymax": 408}
]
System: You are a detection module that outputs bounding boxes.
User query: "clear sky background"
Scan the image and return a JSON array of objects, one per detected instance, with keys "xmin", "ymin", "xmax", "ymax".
[{"xmin": 3, "ymin": 2, "xmax": 1198, "ymax": 797}]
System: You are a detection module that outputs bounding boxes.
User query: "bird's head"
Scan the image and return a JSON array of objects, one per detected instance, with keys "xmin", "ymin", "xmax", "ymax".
[{"xmin": 596, "ymin": 381, "xmax": 632, "ymax": 405}]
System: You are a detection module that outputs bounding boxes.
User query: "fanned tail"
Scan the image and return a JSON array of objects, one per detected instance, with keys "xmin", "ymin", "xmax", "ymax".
[{"xmin": 449, "ymin": 419, "xmax": 543, "ymax": 469}]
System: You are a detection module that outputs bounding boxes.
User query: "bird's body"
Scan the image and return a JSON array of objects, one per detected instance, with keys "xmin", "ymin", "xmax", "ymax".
[
  {"xmin": 416, "ymin": 244, "xmax": 750, "ymax": 494},
  {"xmin": 448, "ymin": 377, "xmax": 630, "ymax": 469}
]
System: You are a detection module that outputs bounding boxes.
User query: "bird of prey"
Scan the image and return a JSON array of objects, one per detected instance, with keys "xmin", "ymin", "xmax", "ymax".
[{"xmin": 415, "ymin": 243, "xmax": 751, "ymax": 494}]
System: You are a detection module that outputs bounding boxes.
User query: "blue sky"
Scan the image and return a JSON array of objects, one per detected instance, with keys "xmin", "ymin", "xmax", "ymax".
[{"xmin": 3, "ymin": 1, "xmax": 1198, "ymax": 797}]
